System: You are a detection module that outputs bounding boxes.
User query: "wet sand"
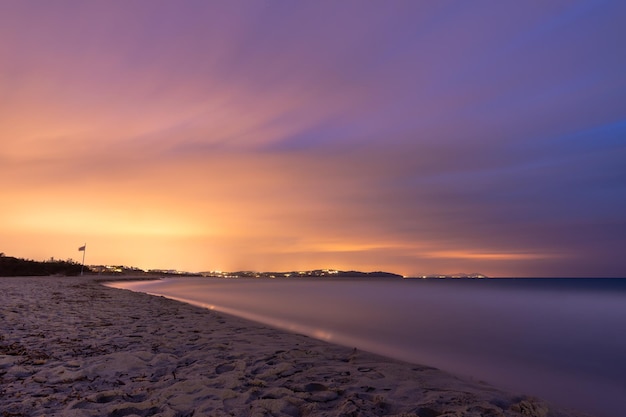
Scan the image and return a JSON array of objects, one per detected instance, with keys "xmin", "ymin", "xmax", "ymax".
[{"xmin": 0, "ymin": 276, "xmax": 592, "ymax": 417}]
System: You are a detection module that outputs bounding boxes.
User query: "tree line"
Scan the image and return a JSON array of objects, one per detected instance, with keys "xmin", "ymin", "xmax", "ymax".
[{"xmin": 0, "ymin": 253, "xmax": 89, "ymax": 276}]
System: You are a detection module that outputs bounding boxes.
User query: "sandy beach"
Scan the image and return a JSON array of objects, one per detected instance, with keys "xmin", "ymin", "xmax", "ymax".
[{"xmin": 1, "ymin": 277, "xmax": 592, "ymax": 417}]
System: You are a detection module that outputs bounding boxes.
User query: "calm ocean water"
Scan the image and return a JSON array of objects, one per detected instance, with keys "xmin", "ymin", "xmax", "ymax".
[{"xmin": 108, "ymin": 277, "xmax": 626, "ymax": 417}]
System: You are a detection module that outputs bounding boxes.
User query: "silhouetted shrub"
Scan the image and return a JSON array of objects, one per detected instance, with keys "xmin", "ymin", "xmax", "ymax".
[{"xmin": 0, "ymin": 255, "xmax": 89, "ymax": 276}]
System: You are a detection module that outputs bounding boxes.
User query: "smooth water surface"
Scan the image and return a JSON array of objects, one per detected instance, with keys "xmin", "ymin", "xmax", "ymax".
[{"xmin": 108, "ymin": 277, "xmax": 626, "ymax": 417}]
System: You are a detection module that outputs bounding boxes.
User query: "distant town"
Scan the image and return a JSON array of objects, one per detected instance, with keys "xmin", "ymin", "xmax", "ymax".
[
  {"xmin": 88, "ymin": 265, "xmax": 407, "ymax": 278},
  {"xmin": 89, "ymin": 265, "xmax": 487, "ymax": 279},
  {"xmin": 0, "ymin": 253, "xmax": 486, "ymax": 279}
]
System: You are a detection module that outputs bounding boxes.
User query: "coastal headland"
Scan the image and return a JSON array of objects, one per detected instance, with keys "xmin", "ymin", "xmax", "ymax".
[{"xmin": 1, "ymin": 276, "xmax": 591, "ymax": 417}]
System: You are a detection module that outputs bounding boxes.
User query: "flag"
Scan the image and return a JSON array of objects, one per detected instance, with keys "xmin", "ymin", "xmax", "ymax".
[{"xmin": 78, "ymin": 245, "xmax": 86, "ymax": 252}]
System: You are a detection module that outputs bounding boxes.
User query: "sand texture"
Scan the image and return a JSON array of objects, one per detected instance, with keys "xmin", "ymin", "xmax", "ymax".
[{"xmin": 0, "ymin": 277, "xmax": 592, "ymax": 417}]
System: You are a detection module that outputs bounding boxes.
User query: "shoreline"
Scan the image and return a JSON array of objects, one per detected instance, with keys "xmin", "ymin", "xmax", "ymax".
[{"xmin": 1, "ymin": 276, "xmax": 592, "ymax": 417}]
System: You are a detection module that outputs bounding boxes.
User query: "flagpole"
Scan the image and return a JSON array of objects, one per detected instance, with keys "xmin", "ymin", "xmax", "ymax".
[{"xmin": 80, "ymin": 243, "xmax": 86, "ymax": 276}]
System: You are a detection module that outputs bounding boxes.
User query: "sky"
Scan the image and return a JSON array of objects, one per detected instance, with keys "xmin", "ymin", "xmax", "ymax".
[{"xmin": 1, "ymin": 1, "xmax": 625, "ymax": 277}]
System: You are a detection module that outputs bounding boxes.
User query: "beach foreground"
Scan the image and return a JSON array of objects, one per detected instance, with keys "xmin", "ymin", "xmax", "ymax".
[{"xmin": 1, "ymin": 277, "xmax": 591, "ymax": 417}]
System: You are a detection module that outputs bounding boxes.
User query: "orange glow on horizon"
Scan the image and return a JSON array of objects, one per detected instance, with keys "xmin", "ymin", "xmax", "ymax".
[{"xmin": 422, "ymin": 251, "xmax": 559, "ymax": 261}]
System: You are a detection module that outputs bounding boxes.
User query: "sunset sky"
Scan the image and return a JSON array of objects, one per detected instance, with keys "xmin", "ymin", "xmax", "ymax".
[{"xmin": 2, "ymin": 1, "xmax": 625, "ymax": 277}]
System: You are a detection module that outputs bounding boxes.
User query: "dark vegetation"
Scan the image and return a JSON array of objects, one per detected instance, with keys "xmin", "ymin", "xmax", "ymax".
[{"xmin": 0, "ymin": 253, "xmax": 88, "ymax": 276}]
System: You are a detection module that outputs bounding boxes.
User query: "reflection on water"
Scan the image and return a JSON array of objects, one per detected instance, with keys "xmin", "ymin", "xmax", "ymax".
[{"xmin": 108, "ymin": 277, "xmax": 626, "ymax": 417}]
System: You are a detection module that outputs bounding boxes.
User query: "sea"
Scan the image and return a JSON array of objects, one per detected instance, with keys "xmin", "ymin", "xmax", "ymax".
[{"xmin": 108, "ymin": 277, "xmax": 626, "ymax": 417}]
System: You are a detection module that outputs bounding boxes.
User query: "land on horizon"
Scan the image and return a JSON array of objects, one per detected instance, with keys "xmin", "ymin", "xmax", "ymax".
[{"xmin": 1, "ymin": 252, "xmax": 491, "ymax": 279}]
